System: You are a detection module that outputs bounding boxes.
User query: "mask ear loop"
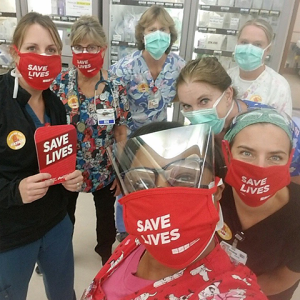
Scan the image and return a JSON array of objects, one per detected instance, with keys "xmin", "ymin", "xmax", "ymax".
[
  {"xmin": 221, "ymin": 140, "xmax": 232, "ymax": 168},
  {"xmin": 10, "ymin": 68, "xmax": 22, "ymax": 99}
]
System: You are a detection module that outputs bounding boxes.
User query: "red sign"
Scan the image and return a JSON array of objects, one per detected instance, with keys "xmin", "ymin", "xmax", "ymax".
[{"xmin": 34, "ymin": 125, "xmax": 77, "ymax": 185}]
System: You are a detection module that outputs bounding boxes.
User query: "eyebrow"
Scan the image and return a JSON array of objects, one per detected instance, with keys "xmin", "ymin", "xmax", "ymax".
[
  {"xmin": 236, "ymin": 145, "xmax": 288, "ymax": 155},
  {"xmin": 240, "ymin": 39, "xmax": 264, "ymax": 43},
  {"xmin": 23, "ymin": 43, "xmax": 57, "ymax": 47}
]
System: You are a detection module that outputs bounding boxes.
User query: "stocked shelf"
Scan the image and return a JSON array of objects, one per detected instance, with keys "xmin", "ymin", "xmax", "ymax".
[
  {"xmin": 112, "ymin": 0, "xmax": 183, "ymax": 8},
  {"xmin": 199, "ymin": 4, "xmax": 280, "ymax": 16},
  {"xmin": 0, "ymin": 39, "xmax": 12, "ymax": 44},
  {"xmin": 194, "ymin": 48, "xmax": 233, "ymax": 57},
  {"xmin": 0, "ymin": 12, "xmax": 17, "ymax": 18},
  {"xmin": 50, "ymin": 15, "xmax": 79, "ymax": 22},
  {"xmin": 197, "ymin": 27, "xmax": 237, "ymax": 35}
]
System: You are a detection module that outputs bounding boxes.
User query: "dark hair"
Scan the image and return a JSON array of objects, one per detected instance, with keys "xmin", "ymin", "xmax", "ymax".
[
  {"xmin": 120, "ymin": 121, "xmax": 183, "ymax": 172},
  {"xmin": 130, "ymin": 121, "xmax": 182, "ymax": 138}
]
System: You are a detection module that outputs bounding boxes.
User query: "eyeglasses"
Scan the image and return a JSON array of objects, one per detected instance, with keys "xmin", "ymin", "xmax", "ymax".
[
  {"xmin": 71, "ymin": 45, "xmax": 101, "ymax": 54},
  {"xmin": 121, "ymin": 157, "xmax": 205, "ymax": 193}
]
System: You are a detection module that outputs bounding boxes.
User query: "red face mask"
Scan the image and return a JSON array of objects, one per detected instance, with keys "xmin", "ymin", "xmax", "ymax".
[
  {"xmin": 119, "ymin": 186, "xmax": 219, "ymax": 269},
  {"xmin": 72, "ymin": 51, "xmax": 104, "ymax": 78},
  {"xmin": 222, "ymin": 140, "xmax": 292, "ymax": 207},
  {"xmin": 14, "ymin": 45, "xmax": 61, "ymax": 90}
]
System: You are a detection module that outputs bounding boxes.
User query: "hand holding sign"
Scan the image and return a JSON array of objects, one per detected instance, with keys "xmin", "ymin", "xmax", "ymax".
[{"xmin": 35, "ymin": 125, "xmax": 77, "ymax": 185}]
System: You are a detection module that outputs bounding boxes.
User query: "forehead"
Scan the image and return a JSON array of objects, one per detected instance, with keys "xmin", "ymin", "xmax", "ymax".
[
  {"xmin": 146, "ymin": 19, "xmax": 167, "ymax": 29},
  {"xmin": 20, "ymin": 23, "xmax": 56, "ymax": 49},
  {"xmin": 239, "ymin": 25, "xmax": 268, "ymax": 41},
  {"xmin": 177, "ymin": 81, "xmax": 221, "ymax": 102},
  {"xmin": 232, "ymin": 123, "xmax": 290, "ymax": 151}
]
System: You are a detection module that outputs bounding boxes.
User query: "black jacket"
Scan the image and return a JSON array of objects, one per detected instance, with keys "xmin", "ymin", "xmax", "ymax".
[{"xmin": 0, "ymin": 72, "xmax": 69, "ymax": 252}]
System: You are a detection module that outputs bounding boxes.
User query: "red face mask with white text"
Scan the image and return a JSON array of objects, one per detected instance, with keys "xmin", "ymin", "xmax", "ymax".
[
  {"xmin": 222, "ymin": 140, "xmax": 293, "ymax": 207},
  {"xmin": 119, "ymin": 185, "xmax": 219, "ymax": 269},
  {"xmin": 72, "ymin": 51, "xmax": 104, "ymax": 78},
  {"xmin": 14, "ymin": 45, "xmax": 61, "ymax": 90}
]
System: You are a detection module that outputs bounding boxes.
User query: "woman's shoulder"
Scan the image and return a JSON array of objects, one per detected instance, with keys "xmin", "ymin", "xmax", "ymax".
[
  {"xmin": 167, "ymin": 52, "xmax": 186, "ymax": 67},
  {"xmin": 265, "ymin": 66, "xmax": 290, "ymax": 87},
  {"xmin": 109, "ymin": 50, "xmax": 142, "ymax": 72}
]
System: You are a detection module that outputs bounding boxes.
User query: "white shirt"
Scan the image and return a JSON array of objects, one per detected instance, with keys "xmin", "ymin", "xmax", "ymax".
[{"xmin": 228, "ymin": 66, "xmax": 292, "ymax": 116}]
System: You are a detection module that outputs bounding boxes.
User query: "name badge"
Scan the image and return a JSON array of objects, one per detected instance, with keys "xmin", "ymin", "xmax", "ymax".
[
  {"xmin": 147, "ymin": 88, "xmax": 161, "ymax": 109},
  {"xmin": 96, "ymin": 108, "xmax": 115, "ymax": 125},
  {"xmin": 220, "ymin": 241, "xmax": 247, "ymax": 265}
]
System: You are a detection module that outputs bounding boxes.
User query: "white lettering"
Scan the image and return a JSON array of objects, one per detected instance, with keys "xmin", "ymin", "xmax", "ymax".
[
  {"xmin": 43, "ymin": 134, "xmax": 69, "ymax": 153},
  {"xmin": 136, "ymin": 214, "xmax": 171, "ymax": 232},
  {"xmin": 140, "ymin": 229, "xmax": 180, "ymax": 245}
]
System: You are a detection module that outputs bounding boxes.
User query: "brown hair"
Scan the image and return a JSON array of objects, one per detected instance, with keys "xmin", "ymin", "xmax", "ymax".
[
  {"xmin": 12, "ymin": 12, "xmax": 62, "ymax": 52},
  {"xmin": 175, "ymin": 57, "xmax": 237, "ymax": 101},
  {"xmin": 237, "ymin": 18, "xmax": 274, "ymax": 44},
  {"xmin": 70, "ymin": 15, "xmax": 107, "ymax": 47},
  {"xmin": 135, "ymin": 5, "xmax": 177, "ymax": 53}
]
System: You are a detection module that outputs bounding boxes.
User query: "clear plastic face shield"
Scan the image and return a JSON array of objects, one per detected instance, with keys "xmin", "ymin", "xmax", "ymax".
[{"xmin": 107, "ymin": 124, "xmax": 215, "ymax": 195}]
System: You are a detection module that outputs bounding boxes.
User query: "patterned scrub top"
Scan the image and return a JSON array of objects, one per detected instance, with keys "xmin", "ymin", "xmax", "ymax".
[
  {"xmin": 109, "ymin": 50, "xmax": 185, "ymax": 135},
  {"xmin": 81, "ymin": 236, "xmax": 267, "ymax": 300},
  {"xmin": 228, "ymin": 66, "xmax": 292, "ymax": 116},
  {"xmin": 51, "ymin": 67, "xmax": 131, "ymax": 192}
]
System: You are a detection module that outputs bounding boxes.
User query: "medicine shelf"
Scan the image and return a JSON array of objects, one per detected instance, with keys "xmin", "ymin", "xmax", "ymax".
[
  {"xmin": 111, "ymin": 0, "xmax": 183, "ymax": 8},
  {"xmin": 197, "ymin": 27, "xmax": 237, "ymax": 35},
  {"xmin": 50, "ymin": 15, "xmax": 79, "ymax": 22},
  {"xmin": 194, "ymin": 48, "xmax": 233, "ymax": 57},
  {"xmin": 199, "ymin": 5, "xmax": 280, "ymax": 16},
  {"xmin": 0, "ymin": 39, "xmax": 12, "ymax": 44},
  {"xmin": 0, "ymin": 12, "xmax": 17, "ymax": 18}
]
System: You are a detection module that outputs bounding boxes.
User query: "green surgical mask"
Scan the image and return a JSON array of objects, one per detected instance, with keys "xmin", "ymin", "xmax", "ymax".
[
  {"xmin": 181, "ymin": 91, "xmax": 233, "ymax": 134},
  {"xmin": 234, "ymin": 43, "xmax": 271, "ymax": 71},
  {"xmin": 144, "ymin": 30, "xmax": 171, "ymax": 60}
]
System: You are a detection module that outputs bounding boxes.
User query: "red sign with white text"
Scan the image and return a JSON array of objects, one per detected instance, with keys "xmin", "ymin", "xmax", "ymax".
[{"xmin": 34, "ymin": 125, "xmax": 77, "ymax": 184}]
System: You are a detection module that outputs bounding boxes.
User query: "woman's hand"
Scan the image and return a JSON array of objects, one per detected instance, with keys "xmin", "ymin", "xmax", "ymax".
[
  {"xmin": 111, "ymin": 179, "xmax": 121, "ymax": 197},
  {"xmin": 62, "ymin": 170, "xmax": 83, "ymax": 192},
  {"xmin": 19, "ymin": 173, "xmax": 54, "ymax": 204}
]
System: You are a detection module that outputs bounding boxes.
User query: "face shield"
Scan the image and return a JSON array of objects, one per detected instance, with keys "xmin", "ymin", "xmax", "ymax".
[{"xmin": 107, "ymin": 124, "xmax": 215, "ymax": 195}]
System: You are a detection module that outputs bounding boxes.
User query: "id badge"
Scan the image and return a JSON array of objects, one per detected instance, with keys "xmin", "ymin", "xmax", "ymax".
[
  {"xmin": 220, "ymin": 241, "xmax": 247, "ymax": 265},
  {"xmin": 147, "ymin": 89, "xmax": 161, "ymax": 109},
  {"xmin": 96, "ymin": 108, "xmax": 115, "ymax": 125}
]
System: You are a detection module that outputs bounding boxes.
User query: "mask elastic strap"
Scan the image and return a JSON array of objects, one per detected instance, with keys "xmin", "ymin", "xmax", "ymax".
[
  {"xmin": 221, "ymin": 140, "xmax": 232, "ymax": 167},
  {"xmin": 212, "ymin": 90, "xmax": 226, "ymax": 108},
  {"xmin": 190, "ymin": 229, "xmax": 216, "ymax": 267},
  {"xmin": 223, "ymin": 99, "xmax": 234, "ymax": 120},
  {"xmin": 11, "ymin": 68, "xmax": 21, "ymax": 99}
]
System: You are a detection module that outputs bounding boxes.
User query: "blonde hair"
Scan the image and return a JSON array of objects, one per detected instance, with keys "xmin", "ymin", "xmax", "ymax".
[
  {"xmin": 70, "ymin": 15, "xmax": 107, "ymax": 47},
  {"xmin": 175, "ymin": 57, "xmax": 237, "ymax": 101},
  {"xmin": 12, "ymin": 12, "xmax": 62, "ymax": 52},
  {"xmin": 238, "ymin": 18, "xmax": 274, "ymax": 44},
  {"xmin": 135, "ymin": 5, "xmax": 177, "ymax": 53}
]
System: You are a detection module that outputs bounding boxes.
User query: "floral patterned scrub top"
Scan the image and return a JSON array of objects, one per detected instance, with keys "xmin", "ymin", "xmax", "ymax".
[
  {"xmin": 109, "ymin": 50, "xmax": 185, "ymax": 135},
  {"xmin": 51, "ymin": 67, "xmax": 130, "ymax": 192}
]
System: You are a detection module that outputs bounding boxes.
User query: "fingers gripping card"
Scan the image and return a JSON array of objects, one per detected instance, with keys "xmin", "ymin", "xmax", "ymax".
[{"xmin": 34, "ymin": 125, "xmax": 77, "ymax": 184}]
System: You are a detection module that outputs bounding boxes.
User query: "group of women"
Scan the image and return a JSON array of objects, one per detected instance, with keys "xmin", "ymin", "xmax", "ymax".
[{"xmin": 0, "ymin": 3, "xmax": 298, "ymax": 300}]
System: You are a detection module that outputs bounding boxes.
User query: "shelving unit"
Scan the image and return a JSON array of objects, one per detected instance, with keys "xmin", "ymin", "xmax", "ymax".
[
  {"xmin": 103, "ymin": 0, "xmax": 187, "ymax": 67},
  {"xmin": 0, "ymin": 1, "xmax": 20, "ymax": 74}
]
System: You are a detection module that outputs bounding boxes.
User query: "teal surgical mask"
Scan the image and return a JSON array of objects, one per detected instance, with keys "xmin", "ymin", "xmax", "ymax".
[
  {"xmin": 181, "ymin": 91, "xmax": 234, "ymax": 134},
  {"xmin": 234, "ymin": 43, "xmax": 271, "ymax": 72},
  {"xmin": 144, "ymin": 30, "xmax": 171, "ymax": 60}
]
